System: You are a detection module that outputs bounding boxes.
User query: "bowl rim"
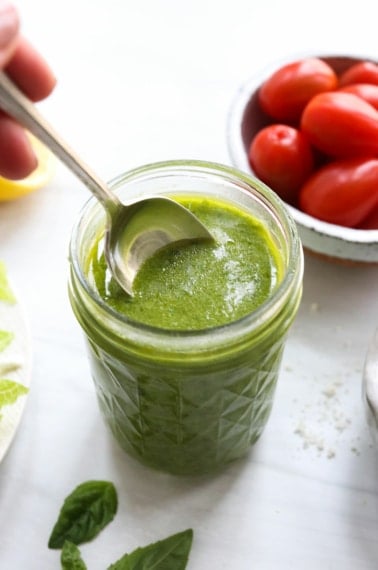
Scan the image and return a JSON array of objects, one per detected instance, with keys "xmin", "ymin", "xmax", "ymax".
[{"xmin": 362, "ymin": 328, "xmax": 378, "ymax": 443}]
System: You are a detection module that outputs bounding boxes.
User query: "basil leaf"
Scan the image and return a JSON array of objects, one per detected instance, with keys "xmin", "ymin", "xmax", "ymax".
[
  {"xmin": 48, "ymin": 480, "xmax": 118, "ymax": 549},
  {"xmin": 0, "ymin": 330, "xmax": 13, "ymax": 352},
  {"xmin": 108, "ymin": 528, "xmax": 193, "ymax": 570},
  {"xmin": 61, "ymin": 541, "xmax": 87, "ymax": 570},
  {"xmin": 0, "ymin": 378, "xmax": 28, "ymax": 408},
  {"xmin": 0, "ymin": 261, "xmax": 16, "ymax": 303}
]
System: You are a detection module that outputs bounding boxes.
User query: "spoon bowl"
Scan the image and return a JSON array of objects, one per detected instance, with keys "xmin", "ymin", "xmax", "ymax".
[
  {"xmin": 0, "ymin": 72, "xmax": 213, "ymax": 295},
  {"xmin": 106, "ymin": 194, "xmax": 213, "ymax": 293}
]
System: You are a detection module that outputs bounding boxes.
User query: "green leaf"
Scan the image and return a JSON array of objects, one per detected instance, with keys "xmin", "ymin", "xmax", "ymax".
[
  {"xmin": 108, "ymin": 529, "xmax": 193, "ymax": 570},
  {"xmin": 0, "ymin": 330, "xmax": 14, "ymax": 352},
  {"xmin": 61, "ymin": 541, "xmax": 87, "ymax": 570},
  {"xmin": 0, "ymin": 261, "xmax": 16, "ymax": 303},
  {"xmin": 48, "ymin": 480, "xmax": 118, "ymax": 549},
  {"xmin": 0, "ymin": 379, "xmax": 28, "ymax": 409}
]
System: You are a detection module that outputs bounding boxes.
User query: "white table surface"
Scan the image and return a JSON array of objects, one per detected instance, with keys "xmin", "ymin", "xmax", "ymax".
[{"xmin": 1, "ymin": 1, "xmax": 378, "ymax": 568}]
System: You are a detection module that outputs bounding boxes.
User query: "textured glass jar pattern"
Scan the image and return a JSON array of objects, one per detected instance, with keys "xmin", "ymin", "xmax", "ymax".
[{"xmin": 69, "ymin": 161, "xmax": 303, "ymax": 475}]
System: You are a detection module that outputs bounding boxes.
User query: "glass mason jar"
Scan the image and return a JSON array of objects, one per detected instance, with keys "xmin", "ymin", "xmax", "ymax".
[{"xmin": 68, "ymin": 160, "xmax": 303, "ymax": 476}]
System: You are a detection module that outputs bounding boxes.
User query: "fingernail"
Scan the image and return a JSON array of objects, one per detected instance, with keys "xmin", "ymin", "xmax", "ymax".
[{"xmin": 0, "ymin": 1, "xmax": 19, "ymax": 49}]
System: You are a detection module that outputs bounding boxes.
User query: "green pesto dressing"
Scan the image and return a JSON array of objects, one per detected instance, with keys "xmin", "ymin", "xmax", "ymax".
[{"xmin": 88, "ymin": 196, "xmax": 283, "ymax": 330}]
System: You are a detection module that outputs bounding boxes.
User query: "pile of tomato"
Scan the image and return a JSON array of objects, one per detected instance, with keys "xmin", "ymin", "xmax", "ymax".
[{"xmin": 248, "ymin": 57, "xmax": 378, "ymax": 229}]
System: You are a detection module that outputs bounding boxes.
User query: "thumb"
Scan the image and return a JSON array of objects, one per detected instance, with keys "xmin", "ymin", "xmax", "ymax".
[{"xmin": 0, "ymin": 1, "xmax": 19, "ymax": 68}]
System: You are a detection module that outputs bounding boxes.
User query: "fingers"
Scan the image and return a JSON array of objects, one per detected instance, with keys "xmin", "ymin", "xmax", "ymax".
[
  {"xmin": 0, "ymin": 32, "xmax": 57, "ymax": 179},
  {"xmin": 5, "ymin": 36, "xmax": 56, "ymax": 100},
  {"xmin": 0, "ymin": 1, "xmax": 19, "ymax": 68},
  {"xmin": 0, "ymin": 113, "xmax": 37, "ymax": 179}
]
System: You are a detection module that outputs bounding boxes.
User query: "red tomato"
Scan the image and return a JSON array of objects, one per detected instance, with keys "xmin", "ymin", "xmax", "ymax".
[
  {"xmin": 338, "ymin": 83, "xmax": 378, "ymax": 110},
  {"xmin": 258, "ymin": 58, "xmax": 338, "ymax": 122},
  {"xmin": 358, "ymin": 206, "xmax": 378, "ymax": 229},
  {"xmin": 339, "ymin": 61, "xmax": 378, "ymax": 87},
  {"xmin": 299, "ymin": 158, "xmax": 378, "ymax": 227},
  {"xmin": 249, "ymin": 124, "xmax": 314, "ymax": 203},
  {"xmin": 301, "ymin": 92, "xmax": 378, "ymax": 158}
]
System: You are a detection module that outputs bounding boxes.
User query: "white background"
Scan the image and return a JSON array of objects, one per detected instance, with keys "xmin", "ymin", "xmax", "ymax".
[{"xmin": 0, "ymin": 0, "xmax": 377, "ymax": 568}]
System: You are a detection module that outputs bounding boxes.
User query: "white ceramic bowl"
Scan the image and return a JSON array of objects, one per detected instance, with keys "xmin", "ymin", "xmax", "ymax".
[
  {"xmin": 362, "ymin": 328, "xmax": 378, "ymax": 445},
  {"xmin": 227, "ymin": 54, "xmax": 378, "ymax": 264}
]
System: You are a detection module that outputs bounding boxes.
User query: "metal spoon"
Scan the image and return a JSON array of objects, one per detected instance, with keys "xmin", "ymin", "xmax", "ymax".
[{"xmin": 0, "ymin": 72, "xmax": 213, "ymax": 295}]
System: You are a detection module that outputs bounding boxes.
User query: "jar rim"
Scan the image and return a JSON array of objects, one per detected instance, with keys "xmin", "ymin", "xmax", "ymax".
[{"xmin": 69, "ymin": 159, "xmax": 303, "ymax": 343}]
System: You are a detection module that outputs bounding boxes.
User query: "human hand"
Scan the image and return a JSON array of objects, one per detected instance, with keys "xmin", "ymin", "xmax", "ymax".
[{"xmin": 0, "ymin": 1, "xmax": 56, "ymax": 180}]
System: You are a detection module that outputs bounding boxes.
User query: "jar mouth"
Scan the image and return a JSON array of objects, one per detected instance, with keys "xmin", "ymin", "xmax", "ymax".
[{"xmin": 69, "ymin": 159, "xmax": 303, "ymax": 341}]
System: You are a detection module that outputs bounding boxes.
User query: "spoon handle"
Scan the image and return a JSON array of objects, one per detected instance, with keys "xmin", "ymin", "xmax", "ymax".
[{"xmin": 0, "ymin": 72, "xmax": 119, "ymax": 209}]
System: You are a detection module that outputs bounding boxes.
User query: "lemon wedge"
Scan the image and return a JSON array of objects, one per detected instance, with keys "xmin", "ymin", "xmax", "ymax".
[{"xmin": 0, "ymin": 134, "xmax": 55, "ymax": 201}]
